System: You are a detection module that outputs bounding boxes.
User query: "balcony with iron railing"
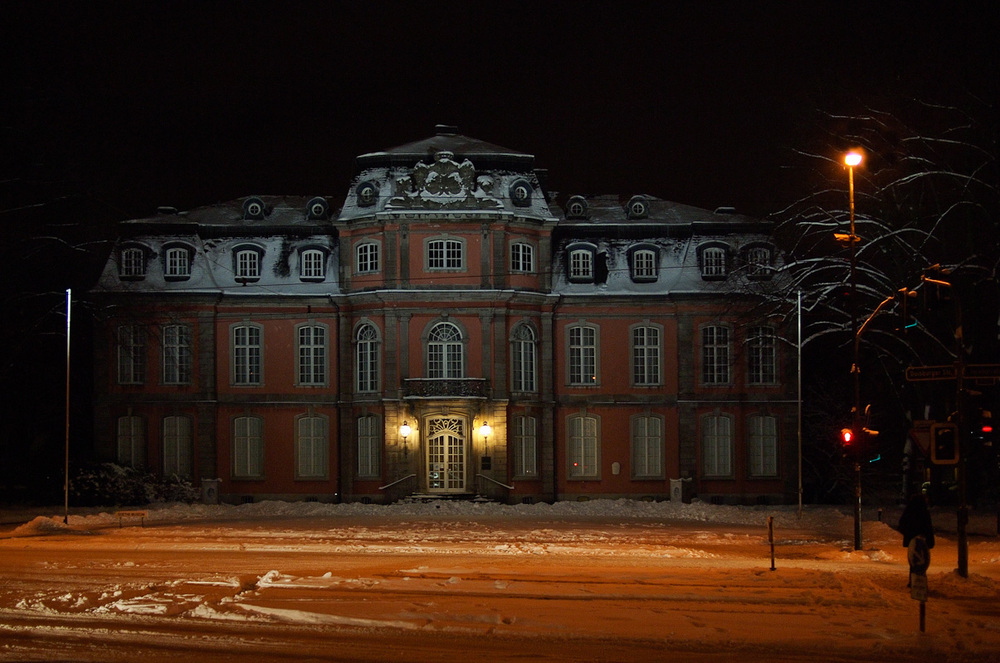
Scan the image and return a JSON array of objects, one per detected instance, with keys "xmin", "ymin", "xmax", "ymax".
[{"xmin": 402, "ymin": 378, "xmax": 489, "ymax": 400}]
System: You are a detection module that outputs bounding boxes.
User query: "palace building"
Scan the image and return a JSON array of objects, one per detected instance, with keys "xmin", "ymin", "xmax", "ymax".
[{"xmin": 89, "ymin": 126, "xmax": 796, "ymax": 505}]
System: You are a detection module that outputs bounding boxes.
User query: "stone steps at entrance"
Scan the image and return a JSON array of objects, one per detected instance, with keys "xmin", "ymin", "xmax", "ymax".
[{"xmin": 398, "ymin": 493, "xmax": 496, "ymax": 505}]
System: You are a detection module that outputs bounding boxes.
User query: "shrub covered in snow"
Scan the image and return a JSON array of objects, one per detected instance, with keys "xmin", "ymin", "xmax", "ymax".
[{"xmin": 70, "ymin": 463, "xmax": 199, "ymax": 506}]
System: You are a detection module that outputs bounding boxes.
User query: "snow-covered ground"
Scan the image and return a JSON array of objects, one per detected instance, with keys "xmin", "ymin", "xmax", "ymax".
[{"xmin": 1, "ymin": 499, "xmax": 999, "ymax": 662}]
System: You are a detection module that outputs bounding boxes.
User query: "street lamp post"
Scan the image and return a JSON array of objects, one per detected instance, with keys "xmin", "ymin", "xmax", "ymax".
[{"xmin": 845, "ymin": 150, "xmax": 863, "ymax": 551}]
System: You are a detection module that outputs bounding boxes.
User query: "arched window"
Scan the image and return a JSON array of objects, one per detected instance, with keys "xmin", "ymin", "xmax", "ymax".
[
  {"xmin": 356, "ymin": 414, "xmax": 380, "ymax": 478},
  {"xmin": 568, "ymin": 414, "xmax": 599, "ymax": 478},
  {"xmin": 512, "ymin": 415, "xmax": 537, "ymax": 477},
  {"xmin": 117, "ymin": 415, "xmax": 146, "ymax": 469},
  {"xmin": 296, "ymin": 413, "xmax": 328, "ymax": 479},
  {"xmin": 117, "ymin": 325, "xmax": 146, "ymax": 385},
  {"xmin": 568, "ymin": 248, "xmax": 594, "ymax": 281},
  {"xmin": 164, "ymin": 246, "xmax": 191, "ymax": 279},
  {"xmin": 234, "ymin": 247, "xmax": 261, "ymax": 281},
  {"xmin": 510, "ymin": 242, "xmax": 535, "ymax": 273},
  {"xmin": 511, "ymin": 324, "xmax": 537, "ymax": 392},
  {"xmin": 356, "ymin": 323, "xmax": 380, "ymax": 392},
  {"xmin": 701, "ymin": 247, "xmax": 727, "ymax": 278},
  {"xmin": 120, "ymin": 246, "xmax": 147, "ymax": 278},
  {"xmin": 355, "ymin": 241, "xmax": 380, "ymax": 274},
  {"xmin": 297, "ymin": 324, "xmax": 327, "ymax": 386},
  {"xmin": 567, "ymin": 324, "xmax": 598, "ymax": 385},
  {"xmin": 701, "ymin": 325, "xmax": 731, "ymax": 385},
  {"xmin": 300, "ymin": 249, "xmax": 325, "ymax": 280},
  {"xmin": 163, "ymin": 415, "xmax": 192, "ymax": 477},
  {"xmin": 748, "ymin": 414, "xmax": 778, "ymax": 477},
  {"xmin": 162, "ymin": 324, "xmax": 191, "ymax": 385},
  {"xmin": 427, "ymin": 322, "xmax": 463, "ymax": 378},
  {"xmin": 631, "ymin": 325, "xmax": 660, "ymax": 386},
  {"xmin": 748, "ymin": 326, "xmax": 777, "ymax": 385},
  {"xmin": 631, "ymin": 414, "xmax": 663, "ymax": 478},
  {"xmin": 232, "ymin": 324, "xmax": 262, "ymax": 385},
  {"xmin": 631, "ymin": 248, "xmax": 657, "ymax": 281},
  {"xmin": 702, "ymin": 414, "xmax": 733, "ymax": 477},
  {"xmin": 233, "ymin": 415, "xmax": 264, "ymax": 478}
]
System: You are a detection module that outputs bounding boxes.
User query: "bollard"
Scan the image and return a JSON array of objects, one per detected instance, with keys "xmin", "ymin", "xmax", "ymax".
[{"xmin": 768, "ymin": 516, "xmax": 776, "ymax": 571}]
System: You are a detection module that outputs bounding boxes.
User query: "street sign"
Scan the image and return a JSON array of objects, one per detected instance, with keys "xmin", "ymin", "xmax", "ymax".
[
  {"xmin": 905, "ymin": 365, "xmax": 957, "ymax": 381},
  {"xmin": 965, "ymin": 364, "xmax": 1000, "ymax": 379}
]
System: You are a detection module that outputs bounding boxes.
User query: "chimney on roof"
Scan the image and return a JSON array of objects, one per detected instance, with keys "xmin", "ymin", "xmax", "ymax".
[
  {"xmin": 435, "ymin": 124, "xmax": 459, "ymax": 135},
  {"xmin": 157, "ymin": 206, "xmax": 178, "ymax": 215},
  {"xmin": 714, "ymin": 206, "xmax": 736, "ymax": 214}
]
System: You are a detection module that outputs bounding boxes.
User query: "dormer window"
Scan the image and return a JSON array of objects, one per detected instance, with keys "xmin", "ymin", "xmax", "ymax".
[
  {"xmin": 700, "ymin": 245, "xmax": 728, "ymax": 280},
  {"xmin": 566, "ymin": 196, "xmax": 588, "ymax": 220},
  {"xmin": 233, "ymin": 245, "xmax": 263, "ymax": 282},
  {"xmin": 356, "ymin": 181, "xmax": 378, "ymax": 207},
  {"xmin": 629, "ymin": 246, "xmax": 658, "ymax": 282},
  {"xmin": 568, "ymin": 245, "xmax": 595, "ymax": 282},
  {"xmin": 745, "ymin": 245, "xmax": 773, "ymax": 279},
  {"xmin": 243, "ymin": 197, "xmax": 265, "ymax": 220},
  {"xmin": 300, "ymin": 248, "xmax": 326, "ymax": 281},
  {"xmin": 306, "ymin": 197, "xmax": 329, "ymax": 220},
  {"xmin": 626, "ymin": 196, "xmax": 648, "ymax": 220},
  {"xmin": 164, "ymin": 245, "xmax": 192, "ymax": 280},
  {"xmin": 119, "ymin": 246, "xmax": 147, "ymax": 279},
  {"xmin": 509, "ymin": 179, "xmax": 533, "ymax": 207}
]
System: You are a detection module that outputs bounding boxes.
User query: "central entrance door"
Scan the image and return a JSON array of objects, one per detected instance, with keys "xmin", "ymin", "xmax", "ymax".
[{"xmin": 426, "ymin": 417, "xmax": 466, "ymax": 493}]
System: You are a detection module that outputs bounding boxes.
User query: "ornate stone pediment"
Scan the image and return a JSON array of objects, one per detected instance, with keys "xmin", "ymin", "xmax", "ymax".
[{"xmin": 388, "ymin": 151, "xmax": 503, "ymax": 210}]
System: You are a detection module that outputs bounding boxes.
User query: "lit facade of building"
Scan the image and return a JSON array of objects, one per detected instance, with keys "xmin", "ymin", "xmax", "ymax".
[{"xmin": 90, "ymin": 127, "xmax": 796, "ymax": 505}]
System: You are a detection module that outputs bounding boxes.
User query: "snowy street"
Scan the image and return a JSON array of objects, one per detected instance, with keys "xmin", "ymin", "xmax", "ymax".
[{"xmin": 1, "ymin": 500, "xmax": 999, "ymax": 662}]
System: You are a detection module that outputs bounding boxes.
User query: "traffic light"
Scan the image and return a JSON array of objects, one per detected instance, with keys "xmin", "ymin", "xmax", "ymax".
[
  {"xmin": 840, "ymin": 428, "xmax": 856, "ymax": 457},
  {"xmin": 930, "ymin": 423, "xmax": 959, "ymax": 464},
  {"xmin": 974, "ymin": 409, "xmax": 994, "ymax": 448}
]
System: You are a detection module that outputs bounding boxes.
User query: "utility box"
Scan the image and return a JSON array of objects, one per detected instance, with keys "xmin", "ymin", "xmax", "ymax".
[
  {"xmin": 670, "ymin": 478, "xmax": 693, "ymax": 503},
  {"xmin": 201, "ymin": 478, "xmax": 220, "ymax": 505}
]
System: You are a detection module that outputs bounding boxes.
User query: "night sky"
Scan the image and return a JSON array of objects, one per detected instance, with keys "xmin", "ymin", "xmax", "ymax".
[{"xmin": 4, "ymin": 1, "xmax": 996, "ymax": 222}]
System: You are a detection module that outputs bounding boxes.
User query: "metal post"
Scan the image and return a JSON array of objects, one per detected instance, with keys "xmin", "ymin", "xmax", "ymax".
[
  {"xmin": 797, "ymin": 290, "xmax": 803, "ymax": 519},
  {"xmin": 848, "ymin": 162, "xmax": 863, "ymax": 551},
  {"xmin": 63, "ymin": 288, "xmax": 71, "ymax": 525}
]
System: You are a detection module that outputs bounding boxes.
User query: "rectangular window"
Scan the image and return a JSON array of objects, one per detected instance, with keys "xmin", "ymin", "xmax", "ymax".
[
  {"xmin": 632, "ymin": 250, "xmax": 656, "ymax": 280},
  {"xmin": 747, "ymin": 247, "xmax": 771, "ymax": 277},
  {"xmin": 511, "ymin": 327, "xmax": 536, "ymax": 392},
  {"xmin": 233, "ymin": 416, "xmax": 264, "ymax": 478},
  {"xmin": 116, "ymin": 415, "xmax": 146, "ymax": 468},
  {"xmin": 568, "ymin": 326, "xmax": 596, "ymax": 385},
  {"xmin": 357, "ymin": 415, "xmax": 380, "ymax": 478},
  {"xmin": 702, "ymin": 248, "xmax": 727, "ymax": 277},
  {"xmin": 165, "ymin": 247, "xmax": 190, "ymax": 278},
  {"xmin": 163, "ymin": 415, "xmax": 192, "ymax": 477},
  {"xmin": 356, "ymin": 324, "xmax": 379, "ymax": 392},
  {"xmin": 631, "ymin": 416, "xmax": 663, "ymax": 478},
  {"xmin": 236, "ymin": 250, "xmax": 260, "ymax": 279},
  {"xmin": 749, "ymin": 415, "xmax": 778, "ymax": 477},
  {"xmin": 162, "ymin": 324, "xmax": 191, "ymax": 385},
  {"xmin": 513, "ymin": 415, "xmax": 538, "ymax": 477},
  {"xmin": 117, "ymin": 325, "xmax": 146, "ymax": 384},
  {"xmin": 356, "ymin": 242, "xmax": 379, "ymax": 274},
  {"xmin": 233, "ymin": 325, "xmax": 261, "ymax": 385},
  {"xmin": 702, "ymin": 326, "xmax": 731, "ymax": 385},
  {"xmin": 428, "ymin": 239, "xmax": 463, "ymax": 270},
  {"xmin": 748, "ymin": 326, "xmax": 777, "ymax": 385},
  {"xmin": 703, "ymin": 415, "xmax": 733, "ymax": 477},
  {"xmin": 569, "ymin": 249, "xmax": 593, "ymax": 280},
  {"xmin": 632, "ymin": 326, "xmax": 660, "ymax": 385},
  {"xmin": 569, "ymin": 415, "xmax": 599, "ymax": 478},
  {"xmin": 301, "ymin": 249, "xmax": 325, "ymax": 279},
  {"xmin": 120, "ymin": 247, "xmax": 146, "ymax": 277},
  {"xmin": 298, "ymin": 326, "xmax": 326, "ymax": 385},
  {"xmin": 297, "ymin": 415, "xmax": 328, "ymax": 478},
  {"xmin": 511, "ymin": 242, "xmax": 534, "ymax": 273}
]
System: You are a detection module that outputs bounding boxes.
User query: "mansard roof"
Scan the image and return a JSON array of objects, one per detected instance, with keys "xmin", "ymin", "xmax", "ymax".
[{"xmin": 356, "ymin": 125, "xmax": 535, "ymax": 171}]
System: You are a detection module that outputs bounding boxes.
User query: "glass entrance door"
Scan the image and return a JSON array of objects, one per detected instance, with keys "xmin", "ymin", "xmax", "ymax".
[{"xmin": 426, "ymin": 417, "xmax": 466, "ymax": 493}]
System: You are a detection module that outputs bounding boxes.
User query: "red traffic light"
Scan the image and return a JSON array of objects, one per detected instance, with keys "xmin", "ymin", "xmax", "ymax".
[
  {"xmin": 841, "ymin": 428, "xmax": 854, "ymax": 444},
  {"xmin": 982, "ymin": 425, "xmax": 993, "ymax": 434}
]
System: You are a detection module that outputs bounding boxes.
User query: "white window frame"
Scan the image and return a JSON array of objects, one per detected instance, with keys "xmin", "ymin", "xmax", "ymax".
[
  {"xmin": 702, "ymin": 325, "xmax": 731, "ymax": 385},
  {"xmin": 297, "ymin": 324, "xmax": 327, "ymax": 386},
  {"xmin": 163, "ymin": 415, "xmax": 193, "ymax": 477},
  {"xmin": 632, "ymin": 249, "xmax": 657, "ymax": 280},
  {"xmin": 300, "ymin": 249, "xmax": 325, "ymax": 280},
  {"xmin": 296, "ymin": 414, "xmax": 328, "ymax": 479},
  {"xmin": 568, "ymin": 414, "xmax": 599, "ymax": 478},
  {"xmin": 511, "ymin": 324, "xmax": 537, "ymax": 393},
  {"xmin": 512, "ymin": 415, "xmax": 538, "ymax": 478},
  {"xmin": 631, "ymin": 415, "xmax": 663, "ymax": 478},
  {"xmin": 233, "ymin": 415, "xmax": 264, "ymax": 478},
  {"xmin": 631, "ymin": 325, "xmax": 661, "ymax": 386},
  {"xmin": 569, "ymin": 248, "xmax": 593, "ymax": 281},
  {"xmin": 117, "ymin": 325, "xmax": 146, "ymax": 385},
  {"xmin": 356, "ymin": 414, "xmax": 380, "ymax": 479},
  {"xmin": 235, "ymin": 248, "xmax": 260, "ymax": 280},
  {"xmin": 427, "ymin": 238, "xmax": 464, "ymax": 271},
  {"xmin": 568, "ymin": 324, "xmax": 597, "ymax": 385},
  {"xmin": 162, "ymin": 324, "xmax": 191, "ymax": 385},
  {"xmin": 116, "ymin": 415, "xmax": 146, "ymax": 469},
  {"xmin": 120, "ymin": 247, "xmax": 146, "ymax": 278},
  {"xmin": 510, "ymin": 241, "xmax": 535, "ymax": 273},
  {"xmin": 232, "ymin": 324, "xmax": 262, "ymax": 385},
  {"xmin": 746, "ymin": 246, "xmax": 772, "ymax": 277},
  {"xmin": 702, "ymin": 247, "xmax": 727, "ymax": 278},
  {"xmin": 702, "ymin": 414, "xmax": 733, "ymax": 477},
  {"xmin": 427, "ymin": 322, "xmax": 464, "ymax": 378},
  {"xmin": 355, "ymin": 323, "xmax": 380, "ymax": 393},
  {"xmin": 164, "ymin": 246, "xmax": 190, "ymax": 278},
  {"xmin": 355, "ymin": 241, "xmax": 380, "ymax": 275},
  {"xmin": 748, "ymin": 415, "xmax": 778, "ymax": 477}
]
